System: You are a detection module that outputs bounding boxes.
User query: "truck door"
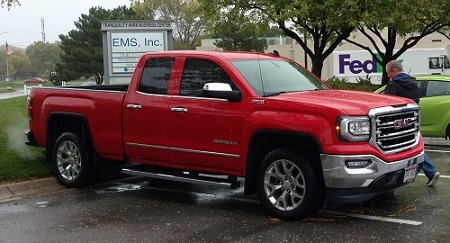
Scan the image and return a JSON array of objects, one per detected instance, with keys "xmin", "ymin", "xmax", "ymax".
[
  {"xmin": 168, "ymin": 57, "xmax": 246, "ymax": 172},
  {"xmin": 123, "ymin": 57, "xmax": 175, "ymax": 164}
]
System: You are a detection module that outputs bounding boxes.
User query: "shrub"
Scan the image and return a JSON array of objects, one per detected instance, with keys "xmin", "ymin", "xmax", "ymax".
[{"xmin": 325, "ymin": 75, "xmax": 381, "ymax": 92}]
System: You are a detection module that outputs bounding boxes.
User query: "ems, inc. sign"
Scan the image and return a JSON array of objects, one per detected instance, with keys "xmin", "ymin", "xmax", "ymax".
[{"xmin": 101, "ymin": 20, "xmax": 173, "ymax": 85}]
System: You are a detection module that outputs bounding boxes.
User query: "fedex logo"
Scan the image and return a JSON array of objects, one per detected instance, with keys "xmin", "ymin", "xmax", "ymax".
[{"xmin": 338, "ymin": 54, "xmax": 383, "ymax": 74}]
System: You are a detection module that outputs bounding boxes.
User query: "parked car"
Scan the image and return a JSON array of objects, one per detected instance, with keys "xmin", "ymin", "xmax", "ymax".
[
  {"xmin": 24, "ymin": 77, "xmax": 46, "ymax": 84},
  {"xmin": 374, "ymin": 75, "xmax": 450, "ymax": 139}
]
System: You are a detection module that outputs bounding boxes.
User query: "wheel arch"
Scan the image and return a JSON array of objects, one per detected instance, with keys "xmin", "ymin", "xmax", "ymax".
[
  {"xmin": 244, "ymin": 129, "xmax": 325, "ymax": 195},
  {"xmin": 46, "ymin": 112, "xmax": 96, "ymax": 163}
]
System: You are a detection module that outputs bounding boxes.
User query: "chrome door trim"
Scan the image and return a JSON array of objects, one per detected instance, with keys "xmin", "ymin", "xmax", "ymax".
[{"xmin": 125, "ymin": 142, "xmax": 240, "ymax": 158}]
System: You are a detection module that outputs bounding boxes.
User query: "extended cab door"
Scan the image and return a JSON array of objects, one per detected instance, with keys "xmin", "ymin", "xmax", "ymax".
[
  {"xmin": 122, "ymin": 56, "xmax": 176, "ymax": 163},
  {"xmin": 168, "ymin": 57, "xmax": 247, "ymax": 173}
]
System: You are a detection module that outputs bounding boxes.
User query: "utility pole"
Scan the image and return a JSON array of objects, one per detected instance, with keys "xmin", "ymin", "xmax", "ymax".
[{"xmin": 41, "ymin": 17, "xmax": 46, "ymax": 43}]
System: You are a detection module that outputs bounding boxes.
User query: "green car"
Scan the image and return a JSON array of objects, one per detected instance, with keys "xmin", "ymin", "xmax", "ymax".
[{"xmin": 374, "ymin": 75, "xmax": 450, "ymax": 139}]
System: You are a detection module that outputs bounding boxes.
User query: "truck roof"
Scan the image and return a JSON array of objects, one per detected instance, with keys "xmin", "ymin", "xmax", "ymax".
[{"xmin": 144, "ymin": 50, "xmax": 283, "ymax": 60}]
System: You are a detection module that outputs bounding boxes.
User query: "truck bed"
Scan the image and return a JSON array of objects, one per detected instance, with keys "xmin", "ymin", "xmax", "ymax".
[{"xmin": 28, "ymin": 85, "xmax": 128, "ymax": 161}]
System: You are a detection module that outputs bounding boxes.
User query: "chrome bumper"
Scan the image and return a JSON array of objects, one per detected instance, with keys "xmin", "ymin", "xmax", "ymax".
[{"xmin": 320, "ymin": 151, "xmax": 424, "ymax": 189}]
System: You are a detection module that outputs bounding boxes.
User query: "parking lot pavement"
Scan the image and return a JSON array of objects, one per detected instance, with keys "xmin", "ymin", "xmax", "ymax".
[
  {"xmin": 423, "ymin": 137, "xmax": 450, "ymax": 146},
  {"xmin": 0, "ymin": 177, "xmax": 66, "ymax": 203}
]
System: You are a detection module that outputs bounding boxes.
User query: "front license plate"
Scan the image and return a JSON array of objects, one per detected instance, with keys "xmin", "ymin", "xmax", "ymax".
[{"xmin": 404, "ymin": 165, "xmax": 418, "ymax": 183}]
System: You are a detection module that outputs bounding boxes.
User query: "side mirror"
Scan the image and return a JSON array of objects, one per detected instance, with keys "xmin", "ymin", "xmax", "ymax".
[{"xmin": 202, "ymin": 83, "xmax": 242, "ymax": 102}]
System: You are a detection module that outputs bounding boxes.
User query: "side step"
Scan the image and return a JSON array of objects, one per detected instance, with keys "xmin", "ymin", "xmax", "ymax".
[{"xmin": 122, "ymin": 165, "xmax": 240, "ymax": 189}]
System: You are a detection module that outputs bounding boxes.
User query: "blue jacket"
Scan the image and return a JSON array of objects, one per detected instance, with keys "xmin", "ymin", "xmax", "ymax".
[{"xmin": 384, "ymin": 73, "xmax": 420, "ymax": 103}]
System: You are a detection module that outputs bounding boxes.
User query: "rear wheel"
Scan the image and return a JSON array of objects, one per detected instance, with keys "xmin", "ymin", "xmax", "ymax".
[
  {"xmin": 257, "ymin": 148, "xmax": 324, "ymax": 220},
  {"xmin": 52, "ymin": 132, "xmax": 92, "ymax": 188}
]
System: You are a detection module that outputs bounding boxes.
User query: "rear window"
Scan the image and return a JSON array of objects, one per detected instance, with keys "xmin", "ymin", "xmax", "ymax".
[{"xmin": 424, "ymin": 80, "xmax": 450, "ymax": 97}]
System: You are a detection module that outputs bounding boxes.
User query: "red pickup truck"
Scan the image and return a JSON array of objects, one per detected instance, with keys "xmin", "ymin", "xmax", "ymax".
[{"xmin": 25, "ymin": 50, "xmax": 424, "ymax": 220}]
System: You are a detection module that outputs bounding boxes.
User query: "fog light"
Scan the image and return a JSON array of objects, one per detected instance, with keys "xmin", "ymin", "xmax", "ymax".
[{"xmin": 346, "ymin": 160, "xmax": 371, "ymax": 168}]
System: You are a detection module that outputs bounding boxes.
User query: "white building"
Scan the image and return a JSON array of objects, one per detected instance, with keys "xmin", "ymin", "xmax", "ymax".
[{"xmin": 197, "ymin": 31, "xmax": 450, "ymax": 81}]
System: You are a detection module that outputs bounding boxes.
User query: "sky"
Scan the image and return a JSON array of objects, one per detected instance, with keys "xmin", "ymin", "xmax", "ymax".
[{"xmin": 0, "ymin": 0, "xmax": 132, "ymax": 48}]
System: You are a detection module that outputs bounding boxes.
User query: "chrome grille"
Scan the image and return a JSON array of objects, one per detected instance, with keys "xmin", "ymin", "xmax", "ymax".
[{"xmin": 371, "ymin": 105, "xmax": 420, "ymax": 154}]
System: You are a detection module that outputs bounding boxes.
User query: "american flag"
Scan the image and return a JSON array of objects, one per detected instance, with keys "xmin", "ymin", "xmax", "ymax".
[{"xmin": 5, "ymin": 42, "xmax": 13, "ymax": 55}]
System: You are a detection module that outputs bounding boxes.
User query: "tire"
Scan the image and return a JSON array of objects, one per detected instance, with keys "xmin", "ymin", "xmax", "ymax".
[
  {"xmin": 52, "ymin": 132, "xmax": 92, "ymax": 188},
  {"xmin": 256, "ymin": 148, "xmax": 324, "ymax": 220}
]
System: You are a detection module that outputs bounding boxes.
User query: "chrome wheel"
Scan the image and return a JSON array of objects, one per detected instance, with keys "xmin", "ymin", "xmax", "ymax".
[
  {"xmin": 263, "ymin": 158, "xmax": 306, "ymax": 211},
  {"xmin": 56, "ymin": 140, "xmax": 82, "ymax": 181}
]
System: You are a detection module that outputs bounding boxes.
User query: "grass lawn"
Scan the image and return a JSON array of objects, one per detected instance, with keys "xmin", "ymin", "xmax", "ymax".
[{"xmin": 0, "ymin": 96, "xmax": 53, "ymax": 184}]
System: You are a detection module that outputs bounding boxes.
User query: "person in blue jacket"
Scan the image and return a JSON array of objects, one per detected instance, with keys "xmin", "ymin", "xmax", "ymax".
[{"xmin": 384, "ymin": 60, "xmax": 440, "ymax": 186}]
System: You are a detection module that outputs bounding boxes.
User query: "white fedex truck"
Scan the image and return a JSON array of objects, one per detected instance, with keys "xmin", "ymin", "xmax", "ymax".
[{"xmin": 333, "ymin": 48, "xmax": 450, "ymax": 84}]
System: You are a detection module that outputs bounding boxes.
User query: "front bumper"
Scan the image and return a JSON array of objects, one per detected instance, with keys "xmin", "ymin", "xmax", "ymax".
[{"xmin": 321, "ymin": 151, "xmax": 424, "ymax": 204}]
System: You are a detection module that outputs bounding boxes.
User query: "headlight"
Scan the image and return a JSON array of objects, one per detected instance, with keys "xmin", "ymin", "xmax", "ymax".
[{"xmin": 337, "ymin": 116, "xmax": 371, "ymax": 142}]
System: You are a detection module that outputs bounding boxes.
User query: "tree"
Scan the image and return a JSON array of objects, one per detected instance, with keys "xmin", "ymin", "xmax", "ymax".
[
  {"xmin": 199, "ymin": 0, "xmax": 362, "ymax": 78},
  {"xmin": 0, "ymin": 44, "xmax": 29, "ymax": 80},
  {"xmin": 213, "ymin": 9, "xmax": 268, "ymax": 52},
  {"xmin": 25, "ymin": 42, "xmax": 62, "ymax": 78},
  {"xmin": 132, "ymin": 0, "xmax": 213, "ymax": 49},
  {"xmin": 0, "ymin": 0, "xmax": 20, "ymax": 9},
  {"xmin": 8, "ymin": 53, "xmax": 31, "ymax": 80},
  {"xmin": 345, "ymin": 0, "xmax": 450, "ymax": 85},
  {"xmin": 57, "ymin": 6, "xmax": 142, "ymax": 84}
]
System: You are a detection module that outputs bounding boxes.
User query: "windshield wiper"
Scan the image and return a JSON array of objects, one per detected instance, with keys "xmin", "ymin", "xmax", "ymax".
[
  {"xmin": 263, "ymin": 89, "xmax": 320, "ymax": 97},
  {"xmin": 263, "ymin": 91, "xmax": 287, "ymax": 97}
]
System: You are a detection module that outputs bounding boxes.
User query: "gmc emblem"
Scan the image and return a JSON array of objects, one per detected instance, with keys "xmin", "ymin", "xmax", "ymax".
[{"xmin": 394, "ymin": 118, "xmax": 413, "ymax": 129}]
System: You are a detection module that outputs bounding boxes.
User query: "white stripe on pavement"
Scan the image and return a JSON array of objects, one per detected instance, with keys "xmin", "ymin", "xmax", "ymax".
[
  {"xmin": 426, "ymin": 148, "xmax": 450, "ymax": 153},
  {"xmin": 321, "ymin": 210, "xmax": 423, "ymax": 226}
]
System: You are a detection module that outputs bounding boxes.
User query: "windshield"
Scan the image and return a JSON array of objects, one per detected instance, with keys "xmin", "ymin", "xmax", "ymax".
[{"xmin": 231, "ymin": 59, "xmax": 329, "ymax": 97}]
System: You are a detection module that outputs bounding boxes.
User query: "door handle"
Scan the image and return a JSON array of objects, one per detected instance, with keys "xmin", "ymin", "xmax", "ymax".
[
  {"xmin": 171, "ymin": 107, "xmax": 188, "ymax": 113},
  {"xmin": 126, "ymin": 104, "xmax": 142, "ymax": 109}
]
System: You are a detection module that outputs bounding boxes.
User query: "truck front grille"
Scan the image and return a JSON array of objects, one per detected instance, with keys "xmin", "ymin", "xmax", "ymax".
[{"xmin": 371, "ymin": 105, "xmax": 420, "ymax": 154}]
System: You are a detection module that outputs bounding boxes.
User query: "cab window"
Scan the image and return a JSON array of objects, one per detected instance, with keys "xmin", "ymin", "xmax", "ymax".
[
  {"xmin": 138, "ymin": 58, "xmax": 174, "ymax": 95},
  {"xmin": 180, "ymin": 58, "xmax": 237, "ymax": 97}
]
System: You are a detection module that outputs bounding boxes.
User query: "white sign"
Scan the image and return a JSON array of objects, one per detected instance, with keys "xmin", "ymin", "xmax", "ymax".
[{"xmin": 110, "ymin": 32, "xmax": 164, "ymax": 74}]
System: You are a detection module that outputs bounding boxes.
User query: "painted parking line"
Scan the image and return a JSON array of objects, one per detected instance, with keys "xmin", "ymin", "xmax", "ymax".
[
  {"xmin": 425, "ymin": 148, "xmax": 450, "ymax": 153},
  {"xmin": 321, "ymin": 210, "xmax": 423, "ymax": 226}
]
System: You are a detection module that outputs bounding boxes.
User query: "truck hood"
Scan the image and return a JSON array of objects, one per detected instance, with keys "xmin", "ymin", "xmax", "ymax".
[{"xmin": 270, "ymin": 89, "xmax": 412, "ymax": 115}]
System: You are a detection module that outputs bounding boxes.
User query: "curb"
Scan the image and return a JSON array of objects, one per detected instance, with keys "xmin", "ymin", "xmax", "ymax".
[{"xmin": 0, "ymin": 177, "xmax": 66, "ymax": 203}]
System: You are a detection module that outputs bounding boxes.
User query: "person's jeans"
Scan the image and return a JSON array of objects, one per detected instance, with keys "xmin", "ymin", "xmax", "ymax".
[{"xmin": 421, "ymin": 153, "xmax": 438, "ymax": 179}]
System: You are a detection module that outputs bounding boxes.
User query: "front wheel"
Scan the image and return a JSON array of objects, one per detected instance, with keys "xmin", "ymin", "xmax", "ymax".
[
  {"xmin": 52, "ymin": 132, "xmax": 92, "ymax": 188},
  {"xmin": 257, "ymin": 149, "xmax": 324, "ymax": 220}
]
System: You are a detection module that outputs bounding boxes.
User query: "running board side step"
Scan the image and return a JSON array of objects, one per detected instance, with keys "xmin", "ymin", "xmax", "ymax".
[{"xmin": 122, "ymin": 166, "xmax": 240, "ymax": 189}]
